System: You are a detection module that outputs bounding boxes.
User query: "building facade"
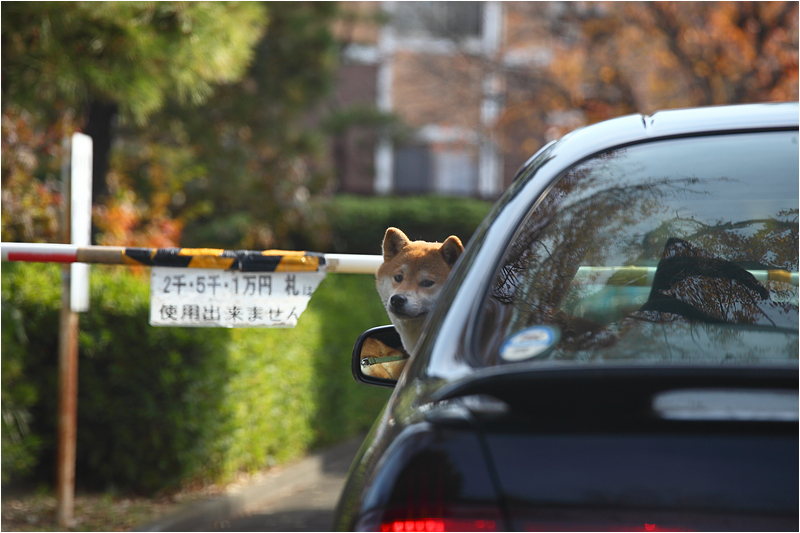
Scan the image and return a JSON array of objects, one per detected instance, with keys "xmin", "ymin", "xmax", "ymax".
[{"xmin": 333, "ymin": 1, "xmax": 534, "ymax": 199}]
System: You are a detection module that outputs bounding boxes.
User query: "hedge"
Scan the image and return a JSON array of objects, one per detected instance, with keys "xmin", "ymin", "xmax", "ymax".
[
  {"xmin": 325, "ymin": 194, "xmax": 493, "ymax": 254},
  {"xmin": 1, "ymin": 262, "xmax": 391, "ymax": 494},
  {"xmin": 2, "ymin": 194, "xmax": 495, "ymax": 493}
]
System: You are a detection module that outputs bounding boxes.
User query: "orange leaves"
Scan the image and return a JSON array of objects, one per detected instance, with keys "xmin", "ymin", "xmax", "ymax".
[
  {"xmin": 1, "ymin": 107, "xmax": 74, "ymax": 243},
  {"xmin": 489, "ymin": 1, "xmax": 797, "ymax": 183},
  {"xmin": 93, "ymin": 181, "xmax": 184, "ymax": 249},
  {"xmin": 2, "ymin": 105, "xmax": 187, "ymax": 250}
]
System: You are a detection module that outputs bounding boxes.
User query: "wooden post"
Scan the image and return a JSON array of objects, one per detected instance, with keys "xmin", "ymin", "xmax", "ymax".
[
  {"xmin": 55, "ymin": 134, "xmax": 89, "ymax": 528},
  {"xmin": 56, "ymin": 271, "xmax": 79, "ymax": 527}
]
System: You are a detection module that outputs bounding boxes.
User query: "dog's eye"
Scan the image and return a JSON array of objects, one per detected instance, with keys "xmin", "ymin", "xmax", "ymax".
[
  {"xmin": 394, "ymin": 274, "xmax": 403, "ymax": 282},
  {"xmin": 420, "ymin": 280, "xmax": 434, "ymax": 288}
]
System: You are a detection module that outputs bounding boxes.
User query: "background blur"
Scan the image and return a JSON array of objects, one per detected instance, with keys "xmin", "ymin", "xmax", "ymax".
[
  {"xmin": 3, "ymin": 1, "xmax": 797, "ymax": 252},
  {"xmin": 2, "ymin": 0, "xmax": 798, "ymax": 505}
]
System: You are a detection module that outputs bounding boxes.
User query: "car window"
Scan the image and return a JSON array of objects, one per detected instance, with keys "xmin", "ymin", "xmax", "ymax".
[{"xmin": 476, "ymin": 131, "xmax": 799, "ymax": 367}]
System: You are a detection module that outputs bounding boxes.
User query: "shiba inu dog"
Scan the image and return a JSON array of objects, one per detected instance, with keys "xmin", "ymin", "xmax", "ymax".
[{"xmin": 376, "ymin": 227, "xmax": 464, "ymax": 354}]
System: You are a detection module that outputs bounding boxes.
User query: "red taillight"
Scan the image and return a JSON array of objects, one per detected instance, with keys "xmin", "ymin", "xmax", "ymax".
[
  {"xmin": 381, "ymin": 518, "xmax": 497, "ymax": 532},
  {"xmin": 361, "ymin": 505, "xmax": 504, "ymax": 532}
]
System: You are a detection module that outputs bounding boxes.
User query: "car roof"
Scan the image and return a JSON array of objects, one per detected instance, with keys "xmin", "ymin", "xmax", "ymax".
[
  {"xmin": 643, "ymin": 102, "xmax": 800, "ymax": 134},
  {"xmin": 520, "ymin": 102, "xmax": 799, "ymax": 177}
]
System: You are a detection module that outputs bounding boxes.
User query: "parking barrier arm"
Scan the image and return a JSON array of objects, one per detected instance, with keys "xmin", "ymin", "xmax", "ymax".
[{"xmin": 1, "ymin": 242, "xmax": 383, "ymax": 274}]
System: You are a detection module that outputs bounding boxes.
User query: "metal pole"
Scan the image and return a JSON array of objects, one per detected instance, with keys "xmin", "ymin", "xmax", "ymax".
[{"xmin": 322, "ymin": 253, "xmax": 382, "ymax": 274}]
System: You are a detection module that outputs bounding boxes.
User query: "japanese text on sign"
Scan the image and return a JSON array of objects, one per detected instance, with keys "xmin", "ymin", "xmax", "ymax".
[{"xmin": 149, "ymin": 267, "xmax": 326, "ymax": 328}]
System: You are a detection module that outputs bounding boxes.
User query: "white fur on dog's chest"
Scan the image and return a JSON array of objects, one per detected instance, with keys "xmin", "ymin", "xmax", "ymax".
[{"xmin": 390, "ymin": 315, "xmax": 425, "ymax": 355}]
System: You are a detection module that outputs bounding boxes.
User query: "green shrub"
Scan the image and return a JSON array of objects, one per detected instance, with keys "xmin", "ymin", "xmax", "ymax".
[
  {"xmin": 76, "ymin": 266, "xmax": 233, "ymax": 492},
  {"xmin": 303, "ymin": 273, "xmax": 395, "ymax": 446},
  {"xmin": 1, "ymin": 262, "xmax": 390, "ymax": 494},
  {"xmin": 1, "ymin": 195, "xmax": 492, "ymax": 493},
  {"xmin": 1, "ymin": 263, "xmax": 232, "ymax": 492},
  {"xmin": 325, "ymin": 194, "xmax": 493, "ymax": 254},
  {"xmin": 1, "ymin": 297, "xmax": 43, "ymax": 484},
  {"xmin": 1, "ymin": 263, "xmax": 60, "ymax": 485}
]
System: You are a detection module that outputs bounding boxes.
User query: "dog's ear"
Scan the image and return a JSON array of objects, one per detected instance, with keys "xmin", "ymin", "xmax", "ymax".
[
  {"xmin": 383, "ymin": 227, "xmax": 410, "ymax": 262},
  {"xmin": 440, "ymin": 236, "xmax": 464, "ymax": 267}
]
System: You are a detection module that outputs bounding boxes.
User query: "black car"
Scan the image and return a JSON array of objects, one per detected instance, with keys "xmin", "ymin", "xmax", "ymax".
[{"xmin": 333, "ymin": 103, "xmax": 799, "ymax": 532}]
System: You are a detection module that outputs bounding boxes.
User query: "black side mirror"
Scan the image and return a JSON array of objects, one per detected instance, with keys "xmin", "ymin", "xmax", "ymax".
[{"xmin": 351, "ymin": 325, "xmax": 409, "ymax": 388}]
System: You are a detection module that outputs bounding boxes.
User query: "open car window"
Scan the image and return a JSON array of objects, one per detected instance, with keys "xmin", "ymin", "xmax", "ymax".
[{"xmin": 477, "ymin": 131, "xmax": 799, "ymax": 367}]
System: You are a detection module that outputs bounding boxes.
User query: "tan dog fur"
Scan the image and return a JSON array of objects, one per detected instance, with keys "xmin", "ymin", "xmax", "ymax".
[
  {"xmin": 360, "ymin": 338, "xmax": 407, "ymax": 380},
  {"xmin": 376, "ymin": 227, "xmax": 464, "ymax": 354}
]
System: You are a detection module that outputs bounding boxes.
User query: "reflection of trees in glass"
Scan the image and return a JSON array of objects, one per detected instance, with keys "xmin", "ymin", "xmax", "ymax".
[
  {"xmin": 485, "ymin": 145, "xmax": 798, "ymax": 363},
  {"xmin": 495, "ymin": 151, "xmax": 645, "ymax": 305},
  {"xmin": 497, "ymin": 155, "xmax": 704, "ymax": 332},
  {"xmin": 643, "ymin": 208, "xmax": 799, "ymax": 271},
  {"xmin": 639, "ymin": 238, "xmax": 797, "ymax": 328}
]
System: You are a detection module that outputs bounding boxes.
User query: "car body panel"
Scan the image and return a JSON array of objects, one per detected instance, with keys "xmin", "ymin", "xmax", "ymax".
[{"xmin": 488, "ymin": 433, "xmax": 796, "ymax": 513}]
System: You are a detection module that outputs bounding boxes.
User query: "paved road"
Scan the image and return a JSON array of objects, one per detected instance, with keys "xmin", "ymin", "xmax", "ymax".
[
  {"xmin": 206, "ymin": 437, "xmax": 361, "ymax": 532},
  {"xmin": 140, "ymin": 436, "xmax": 363, "ymax": 532},
  {"xmin": 208, "ymin": 472, "xmax": 347, "ymax": 531}
]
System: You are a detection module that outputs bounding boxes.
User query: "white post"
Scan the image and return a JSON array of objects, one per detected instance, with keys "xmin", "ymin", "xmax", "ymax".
[
  {"xmin": 478, "ymin": 1, "xmax": 504, "ymax": 198},
  {"xmin": 374, "ymin": 1, "xmax": 396, "ymax": 195},
  {"xmin": 56, "ymin": 132, "xmax": 92, "ymax": 528},
  {"xmin": 70, "ymin": 133, "xmax": 92, "ymax": 312}
]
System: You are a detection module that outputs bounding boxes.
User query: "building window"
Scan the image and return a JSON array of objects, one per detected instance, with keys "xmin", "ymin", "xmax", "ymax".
[
  {"xmin": 393, "ymin": 2, "xmax": 483, "ymax": 40},
  {"xmin": 394, "ymin": 145, "xmax": 432, "ymax": 194},
  {"xmin": 394, "ymin": 143, "xmax": 478, "ymax": 196},
  {"xmin": 433, "ymin": 148, "xmax": 478, "ymax": 195}
]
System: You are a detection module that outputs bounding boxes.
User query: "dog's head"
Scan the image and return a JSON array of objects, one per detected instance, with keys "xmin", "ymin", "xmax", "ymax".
[{"xmin": 376, "ymin": 227, "xmax": 464, "ymax": 321}]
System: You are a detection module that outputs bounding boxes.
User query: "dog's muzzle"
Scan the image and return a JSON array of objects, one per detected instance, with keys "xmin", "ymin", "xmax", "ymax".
[
  {"xmin": 389, "ymin": 294, "xmax": 407, "ymax": 311},
  {"xmin": 389, "ymin": 294, "xmax": 427, "ymax": 319}
]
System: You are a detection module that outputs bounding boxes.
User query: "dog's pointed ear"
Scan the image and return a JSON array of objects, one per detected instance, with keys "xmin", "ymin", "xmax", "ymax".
[
  {"xmin": 383, "ymin": 227, "xmax": 411, "ymax": 262},
  {"xmin": 440, "ymin": 236, "xmax": 464, "ymax": 267}
]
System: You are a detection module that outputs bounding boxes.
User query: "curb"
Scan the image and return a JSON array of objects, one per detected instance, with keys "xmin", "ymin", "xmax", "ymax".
[{"xmin": 135, "ymin": 435, "xmax": 364, "ymax": 532}]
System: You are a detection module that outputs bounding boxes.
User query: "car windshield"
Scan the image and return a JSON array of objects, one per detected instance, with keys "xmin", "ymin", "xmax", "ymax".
[{"xmin": 476, "ymin": 131, "xmax": 799, "ymax": 367}]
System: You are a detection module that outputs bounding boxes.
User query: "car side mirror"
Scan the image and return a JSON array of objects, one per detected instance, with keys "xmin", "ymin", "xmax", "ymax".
[{"xmin": 352, "ymin": 325, "xmax": 409, "ymax": 388}]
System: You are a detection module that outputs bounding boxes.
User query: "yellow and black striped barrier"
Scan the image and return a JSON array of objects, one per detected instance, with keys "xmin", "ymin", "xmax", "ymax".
[
  {"xmin": 1, "ymin": 243, "xmax": 382, "ymax": 274},
  {"xmin": 122, "ymin": 247, "xmax": 323, "ymax": 272}
]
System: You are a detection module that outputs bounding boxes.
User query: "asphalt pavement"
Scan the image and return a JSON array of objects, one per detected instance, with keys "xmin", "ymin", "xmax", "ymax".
[{"xmin": 136, "ymin": 435, "xmax": 364, "ymax": 532}]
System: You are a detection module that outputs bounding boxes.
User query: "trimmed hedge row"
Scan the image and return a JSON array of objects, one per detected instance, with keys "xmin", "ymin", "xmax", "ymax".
[
  {"xmin": 325, "ymin": 194, "xmax": 493, "ymax": 254},
  {"xmin": 1, "ymin": 262, "xmax": 391, "ymax": 493},
  {"xmin": 2, "ymin": 195, "xmax": 495, "ymax": 493}
]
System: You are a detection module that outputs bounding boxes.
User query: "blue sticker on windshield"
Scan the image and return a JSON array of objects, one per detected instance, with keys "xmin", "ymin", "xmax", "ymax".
[{"xmin": 500, "ymin": 326, "xmax": 561, "ymax": 362}]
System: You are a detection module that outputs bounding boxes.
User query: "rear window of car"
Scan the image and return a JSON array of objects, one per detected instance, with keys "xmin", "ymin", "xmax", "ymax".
[{"xmin": 476, "ymin": 130, "xmax": 799, "ymax": 367}]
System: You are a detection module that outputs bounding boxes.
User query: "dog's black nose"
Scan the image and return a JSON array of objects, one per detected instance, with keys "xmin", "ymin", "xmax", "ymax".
[{"xmin": 390, "ymin": 294, "xmax": 406, "ymax": 309}]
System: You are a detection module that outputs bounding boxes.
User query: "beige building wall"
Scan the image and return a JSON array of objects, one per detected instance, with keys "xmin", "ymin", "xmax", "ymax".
[
  {"xmin": 334, "ymin": 1, "xmax": 526, "ymax": 197},
  {"xmin": 332, "ymin": 2, "xmax": 381, "ymax": 45},
  {"xmin": 392, "ymin": 51, "xmax": 483, "ymax": 131}
]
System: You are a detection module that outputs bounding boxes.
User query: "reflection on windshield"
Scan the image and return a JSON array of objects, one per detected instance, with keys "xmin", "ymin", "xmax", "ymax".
[
  {"xmin": 479, "ymin": 132, "xmax": 799, "ymax": 367},
  {"xmin": 639, "ymin": 238, "xmax": 796, "ymax": 328}
]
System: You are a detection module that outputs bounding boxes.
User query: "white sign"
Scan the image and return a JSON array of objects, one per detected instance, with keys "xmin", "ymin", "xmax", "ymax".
[
  {"xmin": 149, "ymin": 267, "xmax": 326, "ymax": 328},
  {"xmin": 68, "ymin": 132, "xmax": 93, "ymax": 312}
]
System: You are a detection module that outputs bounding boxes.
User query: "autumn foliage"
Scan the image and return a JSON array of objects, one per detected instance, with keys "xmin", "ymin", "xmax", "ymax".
[
  {"xmin": 1, "ymin": 107, "xmax": 75, "ymax": 243},
  {"xmin": 2, "ymin": 2, "xmax": 798, "ymax": 246},
  {"xmin": 499, "ymin": 1, "xmax": 798, "ymax": 172}
]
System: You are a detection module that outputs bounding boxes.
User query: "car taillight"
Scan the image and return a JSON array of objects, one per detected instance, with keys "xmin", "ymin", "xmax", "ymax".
[
  {"xmin": 380, "ymin": 517, "xmax": 497, "ymax": 532},
  {"xmin": 356, "ymin": 506, "xmax": 504, "ymax": 532},
  {"xmin": 352, "ymin": 430, "xmax": 506, "ymax": 532}
]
